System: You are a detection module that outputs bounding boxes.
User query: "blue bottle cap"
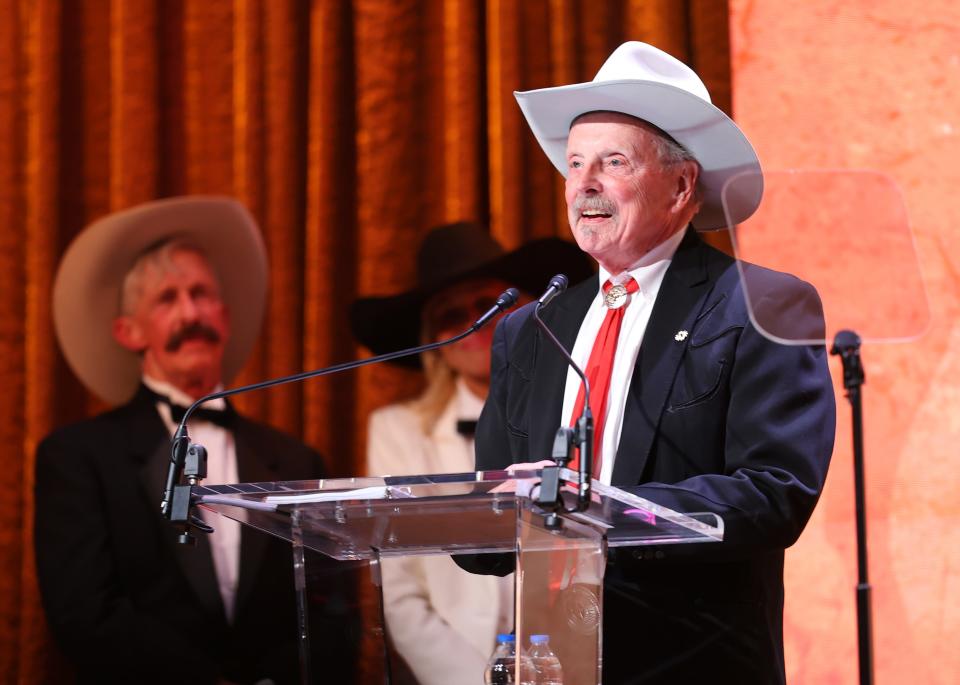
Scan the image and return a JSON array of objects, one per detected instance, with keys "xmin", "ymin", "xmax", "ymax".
[
  {"xmin": 530, "ymin": 634, "xmax": 550, "ymax": 643},
  {"xmin": 497, "ymin": 633, "xmax": 516, "ymax": 642}
]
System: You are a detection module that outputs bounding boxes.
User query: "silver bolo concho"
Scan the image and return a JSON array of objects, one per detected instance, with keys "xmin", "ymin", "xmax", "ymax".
[{"xmin": 604, "ymin": 283, "xmax": 630, "ymax": 309}]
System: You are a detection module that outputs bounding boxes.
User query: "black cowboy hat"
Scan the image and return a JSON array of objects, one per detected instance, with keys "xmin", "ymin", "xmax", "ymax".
[{"xmin": 350, "ymin": 222, "xmax": 594, "ymax": 366}]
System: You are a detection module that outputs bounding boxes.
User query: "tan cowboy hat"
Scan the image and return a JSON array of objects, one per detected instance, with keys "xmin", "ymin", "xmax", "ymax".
[
  {"xmin": 350, "ymin": 222, "xmax": 594, "ymax": 367},
  {"xmin": 52, "ymin": 196, "xmax": 268, "ymax": 406},
  {"xmin": 514, "ymin": 41, "xmax": 763, "ymax": 230}
]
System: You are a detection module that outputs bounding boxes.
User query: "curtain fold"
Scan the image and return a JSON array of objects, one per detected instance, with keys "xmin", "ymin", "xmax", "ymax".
[{"xmin": 0, "ymin": 1, "xmax": 730, "ymax": 681}]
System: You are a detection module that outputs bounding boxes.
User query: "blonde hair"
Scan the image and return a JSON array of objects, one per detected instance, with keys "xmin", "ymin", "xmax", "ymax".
[{"xmin": 409, "ymin": 335, "xmax": 457, "ymax": 435}]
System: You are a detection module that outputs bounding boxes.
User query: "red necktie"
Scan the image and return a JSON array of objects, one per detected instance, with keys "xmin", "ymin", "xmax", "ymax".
[
  {"xmin": 547, "ymin": 278, "xmax": 640, "ymax": 606},
  {"xmin": 568, "ymin": 277, "xmax": 639, "ymax": 478}
]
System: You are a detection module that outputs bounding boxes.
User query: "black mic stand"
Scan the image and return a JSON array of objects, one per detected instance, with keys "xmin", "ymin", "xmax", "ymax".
[
  {"xmin": 830, "ymin": 329, "xmax": 873, "ymax": 685},
  {"xmin": 533, "ymin": 307, "xmax": 592, "ymax": 522},
  {"xmin": 160, "ymin": 287, "xmax": 520, "ymax": 544},
  {"xmin": 529, "ymin": 274, "xmax": 593, "ymax": 525}
]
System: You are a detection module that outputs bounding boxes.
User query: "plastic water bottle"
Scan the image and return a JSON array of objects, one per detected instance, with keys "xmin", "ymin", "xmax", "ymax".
[
  {"xmin": 529, "ymin": 634, "xmax": 563, "ymax": 685},
  {"xmin": 516, "ymin": 642, "xmax": 537, "ymax": 685},
  {"xmin": 484, "ymin": 634, "xmax": 537, "ymax": 684},
  {"xmin": 484, "ymin": 634, "xmax": 516, "ymax": 684}
]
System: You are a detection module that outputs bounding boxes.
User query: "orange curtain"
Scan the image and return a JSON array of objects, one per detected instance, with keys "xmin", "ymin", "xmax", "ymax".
[{"xmin": 0, "ymin": 1, "xmax": 730, "ymax": 681}]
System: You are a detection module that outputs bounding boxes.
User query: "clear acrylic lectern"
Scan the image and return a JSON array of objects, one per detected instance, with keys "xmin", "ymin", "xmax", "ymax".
[{"xmin": 196, "ymin": 469, "xmax": 723, "ymax": 684}]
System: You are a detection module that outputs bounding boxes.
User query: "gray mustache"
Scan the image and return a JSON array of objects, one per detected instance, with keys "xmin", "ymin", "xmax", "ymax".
[
  {"xmin": 165, "ymin": 322, "xmax": 222, "ymax": 352},
  {"xmin": 573, "ymin": 196, "xmax": 617, "ymax": 214}
]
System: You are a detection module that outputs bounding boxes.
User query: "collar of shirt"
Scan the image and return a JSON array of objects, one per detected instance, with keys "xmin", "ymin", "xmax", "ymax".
[
  {"xmin": 454, "ymin": 376, "xmax": 485, "ymax": 420},
  {"xmin": 142, "ymin": 375, "xmax": 227, "ymax": 411},
  {"xmin": 597, "ymin": 226, "xmax": 688, "ymax": 295},
  {"xmin": 430, "ymin": 376, "xmax": 485, "ymax": 443},
  {"xmin": 142, "ymin": 375, "xmax": 230, "ymax": 435}
]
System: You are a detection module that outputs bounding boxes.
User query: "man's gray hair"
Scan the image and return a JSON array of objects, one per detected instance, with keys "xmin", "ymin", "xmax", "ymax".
[
  {"xmin": 651, "ymin": 129, "xmax": 698, "ymax": 167},
  {"xmin": 119, "ymin": 239, "xmax": 217, "ymax": 314}
]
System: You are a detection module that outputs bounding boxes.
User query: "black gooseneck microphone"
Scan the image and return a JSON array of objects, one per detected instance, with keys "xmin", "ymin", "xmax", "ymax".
[
  {"xmin": 161, "ymin": 287, "xmax": 521, "ymax": 543},
  {"xmin": 531, "ymin": 273, "xmax": 593, "ymax": 513},
  {"xmin": 537, "ymin": 273, "xmax": 568, "ymax": 308}
]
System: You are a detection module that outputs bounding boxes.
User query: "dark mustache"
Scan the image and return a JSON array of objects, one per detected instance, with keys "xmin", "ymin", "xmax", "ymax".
[
  {"xmin": 165, "ymin": 322, "xmax": 222, "ymax": 352},
  {"xmin": 573, "ymin": 195, "xmax": 617, "ymax": 214}
]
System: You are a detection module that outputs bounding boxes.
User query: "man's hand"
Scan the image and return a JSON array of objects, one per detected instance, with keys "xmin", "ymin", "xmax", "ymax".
[{"xmin": 489, "ymin": 460, "xmax": 557, "ymax": 495}]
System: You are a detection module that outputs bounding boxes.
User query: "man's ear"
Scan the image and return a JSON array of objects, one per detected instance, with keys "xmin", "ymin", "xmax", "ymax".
[
  {"xmin": 112, "ymin": 315, "xmax": 146, "ymax": 352},
  {"xmin": 672, "ymin": 160, "xmax": 700, "ymax": 212}
]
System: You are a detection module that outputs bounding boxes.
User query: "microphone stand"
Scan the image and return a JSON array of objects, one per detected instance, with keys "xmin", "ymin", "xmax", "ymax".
[
  {"xmin": 532, "ymin": 305, "xmax": 592, "ymax": 517},
  {"xmin": 160, "ymin": 288, "xmax": 520, "ymax": 544},
  {"xmin": 528, "ymin": 273, "xmax": 593, "ymax": 521},
  {"xmin": 830, "ymin": 329, "xmax": 873, "ymax": 685}
]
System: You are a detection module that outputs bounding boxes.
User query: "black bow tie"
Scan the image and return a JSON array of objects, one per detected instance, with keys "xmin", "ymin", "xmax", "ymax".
[
  {"xmin": 456, "ymin": 419, "xmax": 478, "ymax": 438},
  {"xmin": 142, "ymin": 385, "xmax": 237, "ymax": 429},
  {"xmin": 166, "ymin": 402, "xmax": 237, "ymax": 430}
]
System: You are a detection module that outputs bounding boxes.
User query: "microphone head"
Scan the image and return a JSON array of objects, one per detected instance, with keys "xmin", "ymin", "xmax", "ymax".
[
  {"xmin": 549, "ymin": 274, "xmax": 569, "ymax": 292},
  {"xmin": 536, "ymin": 274, "xmax": 569, "ymax": 310},
  {"xmin": 497, "ymin": 287, "xmax": 520, "ymax": 310}
]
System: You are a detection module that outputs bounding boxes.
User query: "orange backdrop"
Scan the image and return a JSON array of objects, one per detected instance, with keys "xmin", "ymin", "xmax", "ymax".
[
  {"xmin": 0, "ymin": 1, "xmax": 731, "ymax": 682},
  {"xmin": 731, "ymin": 1, "xmax": 960, "ymax": 683}
]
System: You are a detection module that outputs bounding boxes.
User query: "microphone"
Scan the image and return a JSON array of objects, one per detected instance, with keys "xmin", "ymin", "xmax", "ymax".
[
  {"xmin": 161, "ymin": 287, "xmax": 521, "ymax": 540},
  {"xmin": 537, "ymin": 274, "xmax": 568, "ymax": 308},
  {"xmin": 472, "ymin": 287, "xmax": 520, "ymax": 330},
  {"xmin": 532, "ymin": 273, "xmax": 593, "ymax": 512}
]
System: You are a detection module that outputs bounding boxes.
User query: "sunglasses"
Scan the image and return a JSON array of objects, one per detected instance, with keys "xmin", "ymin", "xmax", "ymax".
[{"xmin": 428, "ymin": 295, "xmax": 500, "ymax": 333}]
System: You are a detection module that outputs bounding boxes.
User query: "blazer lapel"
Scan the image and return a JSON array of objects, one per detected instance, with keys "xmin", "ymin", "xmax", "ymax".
[
  {"xmin": 527, "ymin": 276, "xmax": 598, "ymax": 462},
  {"xmin": 612, "ymin": 230, "xmax": 717, "ymax": 486},
  {"xmin": 130, "ymin": 389, "xmax": 226, "ymax": 621},
  {"xmin": 131, "ymin": 390, "xmax": 177, "ymax": 517}
]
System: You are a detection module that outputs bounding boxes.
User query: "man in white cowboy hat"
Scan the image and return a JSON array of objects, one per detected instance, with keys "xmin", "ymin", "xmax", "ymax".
[
  {"xmin": 459, "ymin": 43, "xmax": 835, "ymax": 683},
  {"xmin": 351, "ymin": 222, "xmax": 592, "ymax": 685},
  {"xmin": 34, "ymin": 197, "xmax": 355, "ymax": 684}
]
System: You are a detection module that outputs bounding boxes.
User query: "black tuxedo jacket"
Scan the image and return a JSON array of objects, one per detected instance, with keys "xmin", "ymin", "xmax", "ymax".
[
  {"xmin": 472, "ymin": 229, "xmax": 836, "ymax": 684},
  {"xmin": 34, "ymin": 385, "xmax": 348, "ymax": 685}
]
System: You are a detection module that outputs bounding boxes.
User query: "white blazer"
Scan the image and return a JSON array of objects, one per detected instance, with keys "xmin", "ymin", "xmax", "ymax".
[{"xmin": 367, "ymin": 381, "xmax": 513, "ymax": 685}]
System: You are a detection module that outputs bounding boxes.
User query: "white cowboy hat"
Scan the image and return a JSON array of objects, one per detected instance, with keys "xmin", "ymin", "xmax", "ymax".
[
  {"xmin": 514, "ymin": 41, "xmax": 763, "ymax": 230},
  {"xmin": 52, "ymin": 196, "xmax": 268, "ymax": 406}
]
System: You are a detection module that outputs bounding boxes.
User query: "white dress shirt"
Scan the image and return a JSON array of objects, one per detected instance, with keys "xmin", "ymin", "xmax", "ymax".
[
  {"xmin": 143, "ymin": 375, "xmax": 243, "ymax": 623},
  {"xmin": 560, "ymin": 228, "xmax": 686, "ymax": 484}
]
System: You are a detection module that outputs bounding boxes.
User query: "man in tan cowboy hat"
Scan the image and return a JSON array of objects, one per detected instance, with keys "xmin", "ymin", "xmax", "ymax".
[
  {"xmin": 34, "ymin": 197, "xmax": 355, "ymax": 684},
  {"xmin": 352, "ymin": 222, "xmax": 592, "ymax": 684},
  {"xmin": 458, "ymin": 42, "xmax": 835, "ymax": 684}
]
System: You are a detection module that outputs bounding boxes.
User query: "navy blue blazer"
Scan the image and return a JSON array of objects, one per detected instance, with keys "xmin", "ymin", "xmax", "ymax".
[{"xmin": 472, "ymin": 228, "xmax": 836, "ymax": 684}]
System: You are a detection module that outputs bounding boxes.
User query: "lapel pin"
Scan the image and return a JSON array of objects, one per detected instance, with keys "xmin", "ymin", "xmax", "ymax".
[{"xmin": 674, "ymin": 330, "xmax": 688, "ymax": 342}]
